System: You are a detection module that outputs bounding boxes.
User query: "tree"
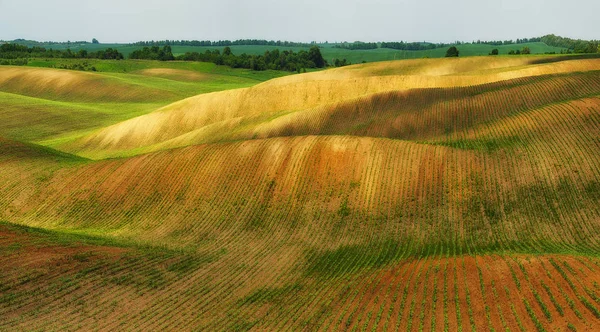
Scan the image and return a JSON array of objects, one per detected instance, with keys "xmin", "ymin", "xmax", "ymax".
[
  {"xmin": 445, "ymin": 46, "xmax": 459, "ymax": 57},
  {"xmin": 223, "ymin": 46, "xmax": 232, "ymax": 56},
  {"xmin": 584, "ymin": 42, "xmax": 599, "ymax": 54},
  {"xmin": 490, "ymin": 49, "xmax": 499, "ymax": 55},
  {"xmin": 160, "ymin": 45, "xmax": 175, "ymax": 61},
  {"xmin": 308, "ymin": 46, "xmax": 325, "ymax": 68},
  {"xmin": 92, "ymin": 38, "xmax": 99, "ymax": 44},
  {"xmin": 334, "ymin": 58, "xmax": 350, "ymax": 67},
  {"xmin": 521, "ymin": 46, "xmax": 531, "ymax": 55}
]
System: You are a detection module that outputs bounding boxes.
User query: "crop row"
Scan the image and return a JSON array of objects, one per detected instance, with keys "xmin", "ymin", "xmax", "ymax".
[{"xmin": 3, "ymin": 222, "xmax": 600, "ymax": 330}]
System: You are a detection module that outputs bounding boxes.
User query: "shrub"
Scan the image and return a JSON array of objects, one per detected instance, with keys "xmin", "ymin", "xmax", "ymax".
[{"xmin": 445, "ymin": 46, "xmax": 459, "ymax": 57}]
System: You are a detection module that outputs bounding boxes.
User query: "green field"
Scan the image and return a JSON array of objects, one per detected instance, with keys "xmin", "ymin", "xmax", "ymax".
[{"xmin": 25, "ymin": 57, "xmax": 289, "ymax": 78}]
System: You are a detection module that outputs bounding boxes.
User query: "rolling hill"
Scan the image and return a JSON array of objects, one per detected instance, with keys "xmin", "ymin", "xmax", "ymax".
[
  {"xmin": 1, "ymin": 55, "xmax": 600, "ymax": 331},
  {"xmin": 64, "ymin": 56, "xmax": 600, "ymax": 158}
]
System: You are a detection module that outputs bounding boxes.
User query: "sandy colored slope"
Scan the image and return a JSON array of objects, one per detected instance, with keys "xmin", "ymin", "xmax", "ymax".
[
  {"xmin": 124, "ymin": 73, "xmax": 600, "ymax": 157},
  {"xmin": 253, "ymin": 56, "xmax": 536, "ymax": 83},
  {"xmin": 65, "ymin": 58, "xmax": 600, "ymax": 158},
  {"xmin": 134, "ymin": 68, "xmax": 211, "ymax": 82},
  {"xmin": 246, "ymin": 72, "xmax": 600, "ymax": 143},
  {"xmin": 67, "ymin": 60, "xmax": 600, "ymax": 158},
  {"xmin": 4, "ymin": 114, "xmax": 600, "ymax": 249},
  {"xmin": 254, "ymin": 55, "xmax": 599, "ymax": 84},
  {"xmin": 2, "ymin": 67, "xmax": 598, "ymax": 252},
  {"xmin": 0, "ymin": 66, "xmax": 183, "ymax": 102}
]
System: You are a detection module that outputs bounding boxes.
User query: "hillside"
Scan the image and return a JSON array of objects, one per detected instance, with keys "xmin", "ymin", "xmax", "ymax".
[
  {"xmin": 0, "ymin": 63, "xmax": 285, "ymax": 146},
  {"xmin": 1, "ymin": 55, "xmax": 600, "ymax": 330},
  {"xmin": 64, "ymin": 56, "xmax": 600, "ymax": 158}
]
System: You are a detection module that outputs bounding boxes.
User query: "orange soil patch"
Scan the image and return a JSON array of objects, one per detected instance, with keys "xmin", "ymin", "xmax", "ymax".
[{"xmin": 327, "ymin": 255, "xmax": 600, "ymax": 332}]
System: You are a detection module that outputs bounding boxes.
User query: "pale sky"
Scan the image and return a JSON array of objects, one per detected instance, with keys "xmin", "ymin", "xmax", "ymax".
[{"xmin": 0, "ymin": 0, "xmax": 597, "ymax": 43}]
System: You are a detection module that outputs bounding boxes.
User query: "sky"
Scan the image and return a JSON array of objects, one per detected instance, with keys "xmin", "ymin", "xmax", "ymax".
[{"xmin": 0, "ymin": 0, "xmax": 598, "ymax": 43}]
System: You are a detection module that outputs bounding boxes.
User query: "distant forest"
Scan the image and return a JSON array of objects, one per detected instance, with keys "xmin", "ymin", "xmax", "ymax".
[
  {"xmin": 130, "ymin": 39, "xmax": 317, "ymax": 48},
  {"xmin": 3, "ymin": 34, "xmax": 598, "ymax": 53},
  {"xmin": 1, "ymin": 34, "xmax": 598, "ymax": 72},
  {"xmin": 331, "ymin": 35, "xmax": 599, "ymax": 53},
  {"xmin": 130, "ymin": 45, "xmax": 327, "ymax": 72},
  {"xmin": 0, "ymin": 43, "xmax": 124, "ymax": 60},
  {"xmin": 126, "ymin": 35, "xmax": 598, "ymax": 53}
]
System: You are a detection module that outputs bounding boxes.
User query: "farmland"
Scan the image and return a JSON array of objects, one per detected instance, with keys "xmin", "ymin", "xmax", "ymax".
[{"xmin": 1, "ymin": 54, "xmax": 600, "ymax": 331}]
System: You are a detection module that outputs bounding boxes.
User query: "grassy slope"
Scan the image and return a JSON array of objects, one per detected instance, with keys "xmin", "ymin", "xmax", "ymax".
[
  {"xmin": 2, "ymin": 56, "xmax": 600, "ymax": 330},
  {"xmin": 0, "ymin": 62, "xmax": 287, "ymax": 147},
  {"xmin": 25, "ymin": 58, "xmax": 288, "ymax": 81}
]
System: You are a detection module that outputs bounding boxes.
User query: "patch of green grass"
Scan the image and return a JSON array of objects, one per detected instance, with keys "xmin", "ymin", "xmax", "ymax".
[
  {"xmin": 305, "ymin": 239, "xmax": 405, "ymax": 277},
  {"xmin": 71, "ymin": 251, "xmax": 95, "ymax": 262},
  {"xmin": 431, "ymin": 136, "xmax": 524, "ymax": 153},
  {"xmin": 4, "ymin": 242, "xmax": 21, "ymax": 253},
  {"xmin": 166, "ymin": 254, "xmax": 220, "ymax": 274},
  {"xmin": 239, "ymin": 283, "xmax": 302, "ymax": 305}
]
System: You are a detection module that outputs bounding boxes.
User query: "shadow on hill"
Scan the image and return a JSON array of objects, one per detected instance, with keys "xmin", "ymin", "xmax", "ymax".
[
  {"xmin": 528, "ymin": 53, "xmax": 600, "ymax": 65},
  {"xmin": 0, "ymin": 137, "xmax": 88, "ymax": 163}
]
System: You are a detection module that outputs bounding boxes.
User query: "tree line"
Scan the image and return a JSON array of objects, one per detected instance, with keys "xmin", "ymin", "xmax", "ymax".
[
  {"xmin": 381, "ymin": 41, "xmax": 453, "ymax": 51},
  {"xmin": 320, "ymin": 35, "xmax": 599, "ymax": 54},
  {"xmin": 0, "ymin": 43, "xmax": 123, "ymax": 60},
  {"xmin": 129, "ymin": 46, "xmax": 175, "ymax": 61},
  {"xmin": 473, "ymin": 37, "xmax": 542, "ymax": 46},
  {"xmin": 540, "ymin": 34, "xmax": 599, "ymax": 53},
  {"xmin": 472, "ymin": 35, "xmax": 598, "ymax": 53},
  {"xmin": 130, "ymin": 39, "xmax": 317, "ymax": 48},
  {"xmin": 334, "ymin": 42, "xmax": 378, "ymax": 50},
  {"xmin": 177, "ymin": 46, "xmax": 327, "ymax": 71},
  {"xmin": 0, "ymin": 43, "xmax": 334, "ymax": 72}
]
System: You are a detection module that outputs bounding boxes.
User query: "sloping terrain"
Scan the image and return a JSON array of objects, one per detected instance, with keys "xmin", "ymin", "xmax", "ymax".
[
  {"xmin": 0, "ymin": 63, "xmax": 281, "ymax": 148},
  {"xmin": 3, "ymin": 222, "xmax": 600, "ymax": 331},
  {"xmin": 1, "ymin": 56, "xmax": 600, "ymax": 330},
  {"xmin": 65, "ymin": 57, "xmax": 600, "ymax": 159}
]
